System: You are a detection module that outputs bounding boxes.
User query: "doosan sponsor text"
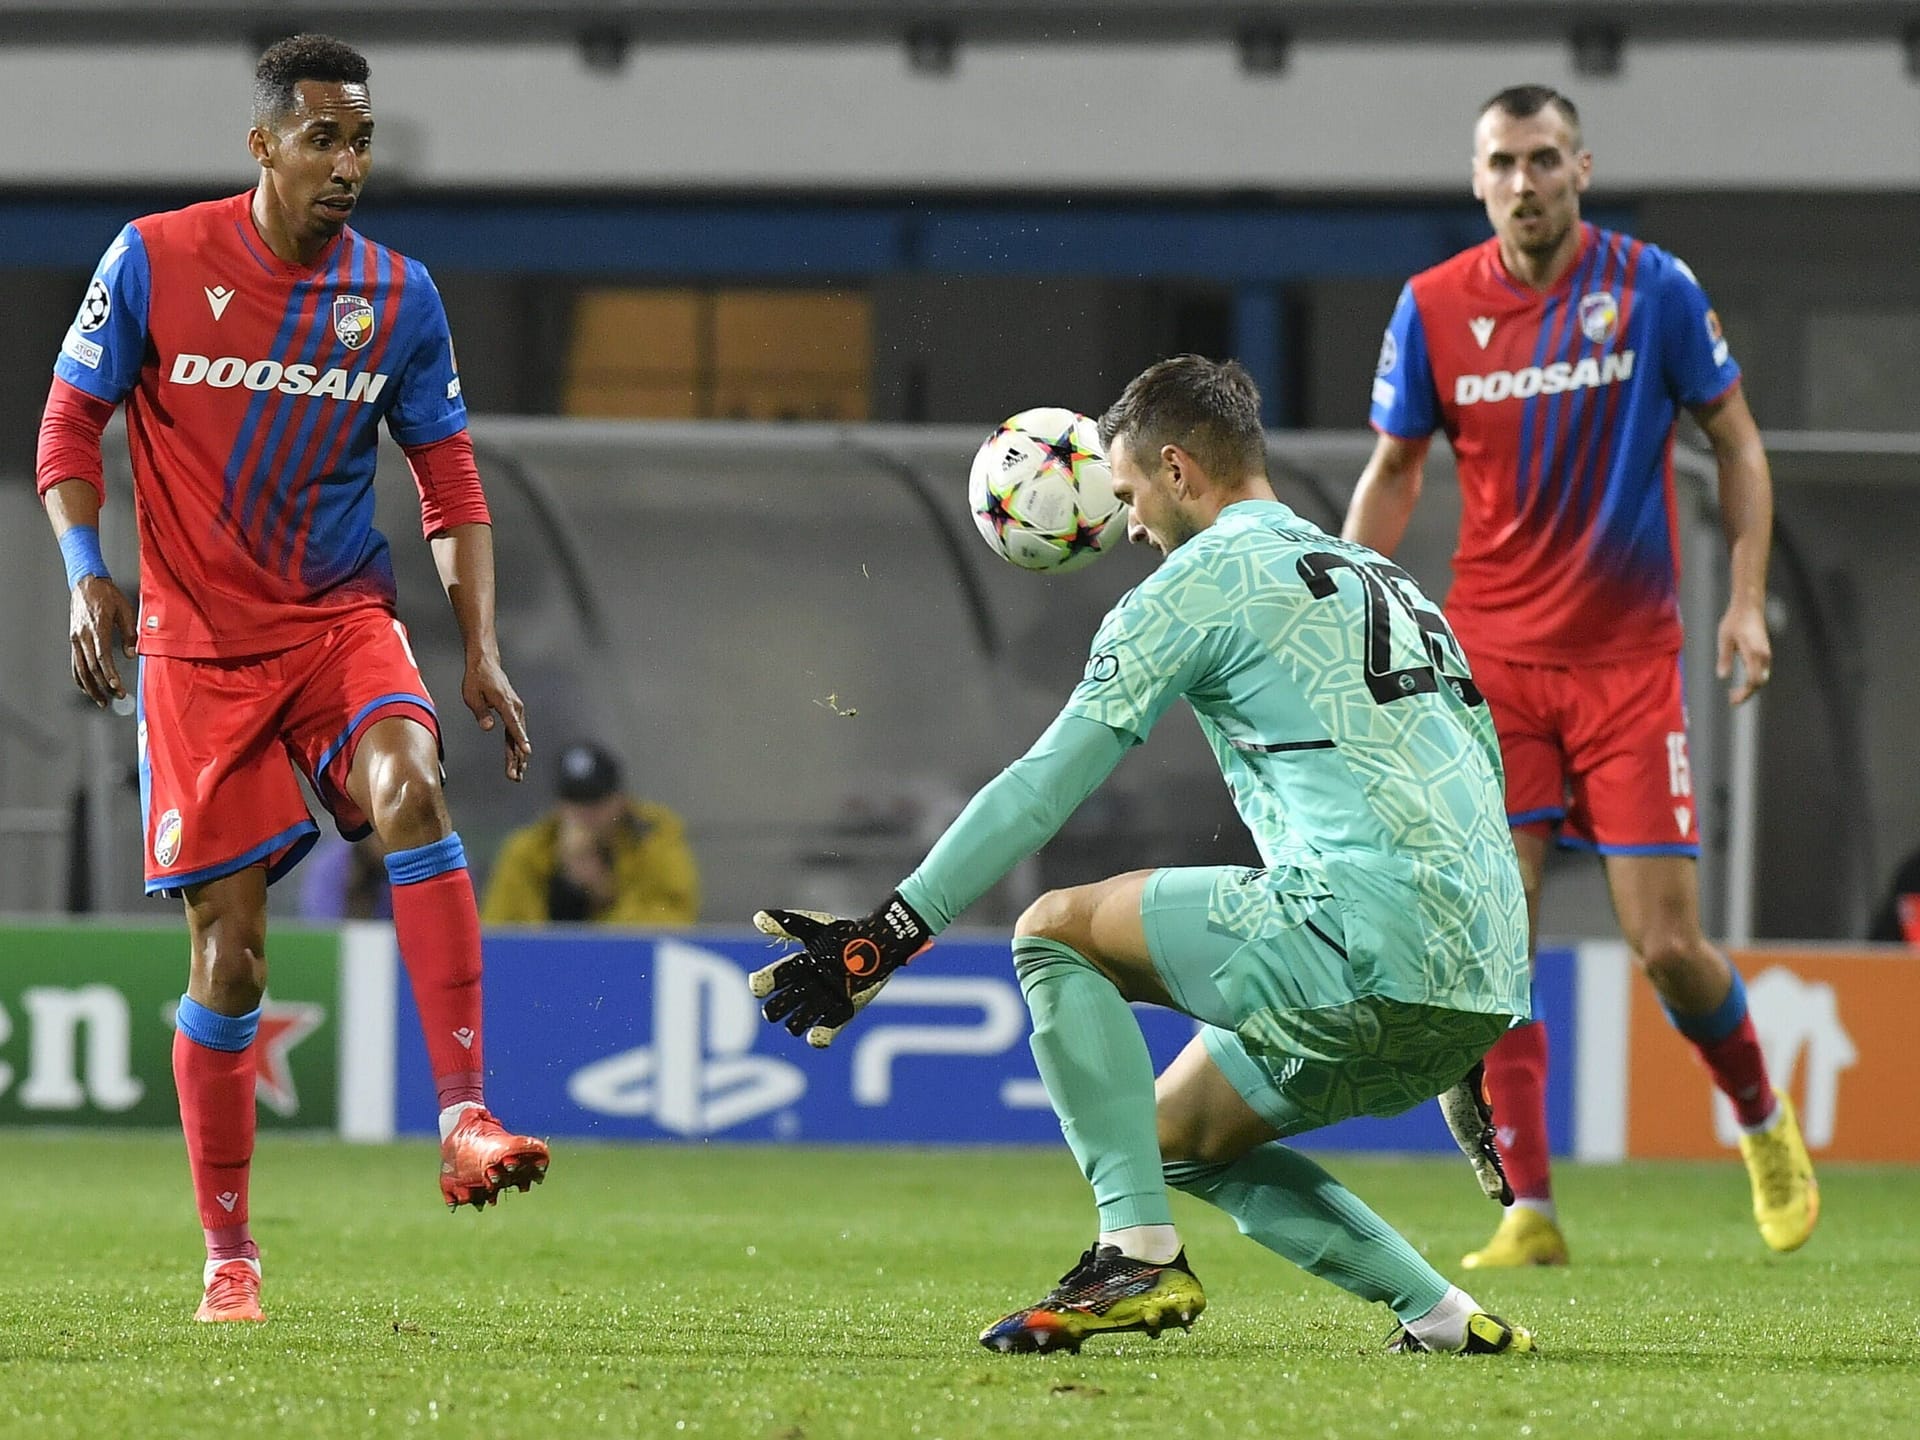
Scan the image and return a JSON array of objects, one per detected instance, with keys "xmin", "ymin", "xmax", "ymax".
[
  {"xmin": 168, "ymin": 352, "xmax": 389, "ymax": 403},
  {"xmin": 1455, "ymin": 351, "xmax": 1635, "ymax": 406}
]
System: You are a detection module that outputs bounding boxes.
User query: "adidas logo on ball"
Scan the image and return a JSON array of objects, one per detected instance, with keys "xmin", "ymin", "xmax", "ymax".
[{"xmin": 968, "ymin": 407, "xmax": 1125, "ymax": 575}]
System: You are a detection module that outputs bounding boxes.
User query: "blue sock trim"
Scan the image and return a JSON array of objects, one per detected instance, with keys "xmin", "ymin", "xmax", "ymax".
[
  {"xmin": 1664, "ymin": 967, "xmax": 1748, "ymax": 1045},
  {"xmin": 58, "ymin": 525, "xmax": 111, "ymax": 589},
  {"xmin": 384, "ymin": 832, "xmax": 468, "ymax": 887},
  {"xmin": 176, "ymin": 995, "xmax": 260, "ymax": 1053}
]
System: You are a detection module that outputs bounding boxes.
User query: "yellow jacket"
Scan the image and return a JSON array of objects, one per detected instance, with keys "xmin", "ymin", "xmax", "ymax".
[{"xmin": 480, "ymin": 801, "xmax": 700, "ymax": 925}]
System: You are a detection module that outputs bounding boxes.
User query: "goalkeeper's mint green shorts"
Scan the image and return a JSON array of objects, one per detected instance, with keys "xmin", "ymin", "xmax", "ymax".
[{"xmin": 1140, "ymin": 865, "xmax": 1514, "ymax": 1138}]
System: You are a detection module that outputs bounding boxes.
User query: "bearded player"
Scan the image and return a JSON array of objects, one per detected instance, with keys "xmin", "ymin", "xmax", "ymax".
[
  {"xmin": 753, "ymin": 358, "xmax": 1536, "ymax": 1357},
  {"xmin": 36, "ymin": 34, "xmax": 550, "ymax": 1322},
  {"xmin": 1345, "ymin": 85, "xmax": 1816, "ymax": 1268}
]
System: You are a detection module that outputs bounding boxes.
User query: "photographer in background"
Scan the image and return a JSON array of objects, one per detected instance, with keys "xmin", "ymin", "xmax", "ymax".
[{"xmin": 482, "ymin": 741, "xmax": 699, "ymax": 926}]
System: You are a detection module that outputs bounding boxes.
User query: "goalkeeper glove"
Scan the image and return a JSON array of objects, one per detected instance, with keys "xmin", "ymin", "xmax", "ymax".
[
  {"xmin": 748, "ymin": 892, "xmax": 932, "ymax": 1048},
  {"xmin": 1438, "ymin": 1060, "xmax": 1514, "ymax": 1205}
]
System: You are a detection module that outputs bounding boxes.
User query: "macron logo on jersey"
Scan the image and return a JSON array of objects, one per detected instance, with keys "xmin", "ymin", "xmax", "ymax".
[
  {"xmin": 1454, "ymin": 350, "xmax": 1635, "ymax": 407},
  {"xmin": 168, "ymin": 353, "xmax": 389, "ymax": 403}
]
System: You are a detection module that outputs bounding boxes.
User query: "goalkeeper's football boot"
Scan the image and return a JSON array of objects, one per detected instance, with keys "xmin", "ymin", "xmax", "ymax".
[
  {"xmin": 979, "ymin": 1244, "xmax": 1205, "ymax": 1354},
  {"xmin": 1461, "ymin": 1205, "xmax": 1569, "ymax": 1269},
  {"xmin": 1739, "ymin": 1088, "xmax": 1819, "ymax": 1253},
  {"xmin": 195, "ymin": 1258, "xmax": 265, "ymax": 1323},
  {"xmin": 440, "ymin": 1107, "xmax": 550, "ymax": 1211},
  {"xmin": 1385, "ymin": 1311, "xmax": 1535, "ymax": 1355}
]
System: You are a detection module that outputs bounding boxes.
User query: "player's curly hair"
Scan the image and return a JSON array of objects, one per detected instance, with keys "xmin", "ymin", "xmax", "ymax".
[
  {"xmin": 253, "ymin": 33, "xmax": 370, "ymax": 126},
  {"xmin": 1481, "ymin": 85, "xmax": 1581, "ymax": 147},
  {"xmin": 1099, "ymin": 355, "xmax": 1266, "ymax": 483}
]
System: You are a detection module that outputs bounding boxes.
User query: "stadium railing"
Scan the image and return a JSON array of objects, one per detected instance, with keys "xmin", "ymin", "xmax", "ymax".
[{"xmin": 1, "ymin": 422, "xmax": 1905, "ymax": 939}]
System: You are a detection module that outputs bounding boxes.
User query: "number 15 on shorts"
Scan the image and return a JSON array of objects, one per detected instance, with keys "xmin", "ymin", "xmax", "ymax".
[{"xmin": 1665, "ymin": 732, "xmax": 1692, "ymax": 799}]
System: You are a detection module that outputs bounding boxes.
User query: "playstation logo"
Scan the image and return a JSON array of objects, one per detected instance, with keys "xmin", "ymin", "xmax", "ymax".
[{"xmin": 566, "ymin": 940, "xmax": 805, "ymax": 1135}]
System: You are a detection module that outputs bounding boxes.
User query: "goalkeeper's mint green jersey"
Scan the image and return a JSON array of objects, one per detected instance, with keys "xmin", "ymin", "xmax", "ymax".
[{"xmin": 899, "ymin": 499, "xmax": 1527, "ymax": 1017}]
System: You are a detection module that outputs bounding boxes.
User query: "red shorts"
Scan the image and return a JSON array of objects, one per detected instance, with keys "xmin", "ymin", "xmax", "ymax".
[
  {"xmin": 1473, "ymin": 649, "xmax": 1698, "ymax": 856},
  {"xmin": 136, "ymin": 611, "xmax": 439, "ymax": 896}
]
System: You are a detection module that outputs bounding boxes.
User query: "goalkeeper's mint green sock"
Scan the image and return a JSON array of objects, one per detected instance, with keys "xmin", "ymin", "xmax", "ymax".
[
  {"xmin": 1165, "ymin": 1147, "xmax": 1448, "ymax": 1321},
  {"xmin": 1013, "ymin": 936, "xmax": 1172, "ymax": 1232}
]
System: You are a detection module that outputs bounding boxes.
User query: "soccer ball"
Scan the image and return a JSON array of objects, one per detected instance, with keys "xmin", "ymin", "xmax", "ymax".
[{"xmin": 967, "ymin": 407, "xmax": 1126, "ymax": 574}]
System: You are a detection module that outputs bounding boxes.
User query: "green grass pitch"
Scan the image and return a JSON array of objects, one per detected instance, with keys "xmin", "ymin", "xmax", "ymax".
[{"xmin": 5, "ymin": 1136, "xmax": 1917, "ymax": 1439}]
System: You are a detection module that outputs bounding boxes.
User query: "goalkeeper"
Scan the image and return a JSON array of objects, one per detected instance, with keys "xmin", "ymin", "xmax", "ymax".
[{"xmin": 755, "ymin": 356, "xmax": 1535, "ymax": 1357}]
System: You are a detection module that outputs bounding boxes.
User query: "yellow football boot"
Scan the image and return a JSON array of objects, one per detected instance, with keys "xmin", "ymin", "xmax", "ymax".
[
  {"xmin": 1387, "ymin": 1310, "xmax": 1538, "ymax": 1355},
  {"xmin": 1461, "ymin": 1205, "xmax": 1569, "ymax": 1269},
  {"xmin": 1739, "ymin": 1089, "xmax": 1820, "ymax": 1253}
]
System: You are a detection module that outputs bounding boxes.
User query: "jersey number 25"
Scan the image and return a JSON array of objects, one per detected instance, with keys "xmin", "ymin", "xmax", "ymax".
[{"xmin": 1297, "ymin": 551, "xmax": 1484, "ymax": 709}]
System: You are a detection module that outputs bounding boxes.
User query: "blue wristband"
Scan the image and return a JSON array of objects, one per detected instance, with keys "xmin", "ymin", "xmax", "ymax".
[{"xmin": 58, "ymin": 525, "xmax": 110, "ymax": 589}]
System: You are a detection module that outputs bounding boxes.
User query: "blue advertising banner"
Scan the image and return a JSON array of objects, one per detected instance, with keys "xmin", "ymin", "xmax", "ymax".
[
  {"xmin": 396, "ymin": 931, "xmax": 1577, "ymax": 1153},
  {"xmin": 1535, "ymin": 943, "xmax": 1578, "ymax": 1156}
]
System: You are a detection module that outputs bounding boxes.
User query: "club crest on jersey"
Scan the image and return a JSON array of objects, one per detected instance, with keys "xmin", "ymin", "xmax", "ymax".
[
  {"xmin": 1577, "ymin": 291, "xmax": 1619, "ymax": 345},
  {"xmin": 332, "ymin": 294, "xmax": 375, "ymax": 351},
  {"xmin": 153, "ymin": 808, "xmax": 183, "ymax": 869}
]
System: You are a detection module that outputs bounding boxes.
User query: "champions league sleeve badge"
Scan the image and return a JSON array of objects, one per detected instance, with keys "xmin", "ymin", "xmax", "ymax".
[
  {"xmin": 332, "ymin": 294, "xmax": 376, "ymax": 351},
  {"xmin": 76, "ymin": 277, "xmax": 113, "ymax": 333}
]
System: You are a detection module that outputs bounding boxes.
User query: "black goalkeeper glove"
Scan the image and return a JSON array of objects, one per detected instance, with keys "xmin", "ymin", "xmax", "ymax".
[
  {"xmin": 748, "ymin": 892, "xmax": 932, "ymax": 1048},
  {"xmin": 1438, "ymin": 1059, "xmax": 1514, "ymax": 1205}
]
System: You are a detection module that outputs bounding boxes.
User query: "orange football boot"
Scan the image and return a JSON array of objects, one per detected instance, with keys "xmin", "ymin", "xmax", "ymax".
[
  {"xmin": 440, "ymin": 1106, "xmax": 550, "ymax": 1211},
  {"xmin": 195, "ymin": 1259, "xmax": 265, "ymax": 1323}
]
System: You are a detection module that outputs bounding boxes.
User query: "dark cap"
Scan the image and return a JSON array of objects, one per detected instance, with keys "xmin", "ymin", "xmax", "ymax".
[{"xmin": 555, "ymin": 741, "xmax": 622, "ymax": 803}]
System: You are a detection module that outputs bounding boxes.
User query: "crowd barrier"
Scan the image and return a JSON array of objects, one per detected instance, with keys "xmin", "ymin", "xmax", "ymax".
[{"xmin": 0, "ymin": 923, "xmax": 1909, "ymax": 1163}]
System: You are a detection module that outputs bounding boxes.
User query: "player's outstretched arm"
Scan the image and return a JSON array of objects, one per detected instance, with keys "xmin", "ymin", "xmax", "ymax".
[
  {"xmin": 1342, "ymin": 432, "xmax": 1430, "ymax": 556},
  {"xmin": 753, "ymin": 713, "xmax": 1129, "ymax": 1049},
  {"xmin": 1693, "ymin": 386, "xmax": 1774, "ymax": 706},
  {"xmin": 429, "ymin": 521, "xmax": 532, "ymax": 781},
  {"xmin": 42, "ymin": 478, "xmax": 138, "ymax": 708}
]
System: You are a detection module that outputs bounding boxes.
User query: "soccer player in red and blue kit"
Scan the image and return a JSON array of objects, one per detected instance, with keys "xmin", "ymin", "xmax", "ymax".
[
  {"xmin": 1345, "ymin": 85, "xmax": 1816, "ymax": 1267},
  {"xmin": 35, "ymin": 35, "xmax": 550, "ymax": 1322}
]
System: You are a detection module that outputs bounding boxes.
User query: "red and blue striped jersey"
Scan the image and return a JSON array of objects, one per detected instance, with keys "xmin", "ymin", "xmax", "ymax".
[
  {"xmin": 52, "ymin": 192, "xmax": 468, "ymax": 658},
  {"xmin": 1369, "ymin": 223, "xmax": 1740, "ymax": 664}
]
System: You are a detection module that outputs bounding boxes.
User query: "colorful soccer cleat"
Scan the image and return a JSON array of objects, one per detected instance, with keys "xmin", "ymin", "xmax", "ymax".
[
  {"xmin": 439, "ymin": 1107, "xmax": 550, "ymax": 1211},
  {"xmin": 1386, "ymin": 1311, "xmax": 1536, "ymax": 1355},
  {"xmin": 979, "ymin": 1244, "xmax": 1206, "ymax": 1354},
  {"xmin": 1461, "ymin": 1205, "xmax": 1569, "ymax": 1269},
  {"xmin": 1740, "ymin": 1089, "xmax": 1819, "ymax": 1253},
  {"xmin": 195, "ymin": 1258, "xmax": 265, "ymax": 1323}
]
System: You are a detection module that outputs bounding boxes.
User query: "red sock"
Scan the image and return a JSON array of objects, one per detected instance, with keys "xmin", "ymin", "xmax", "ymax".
[
  {"xmin": 390, "ymin": 864, "xmax": 486, "ymax": 1110},
  {"xmin": 1483, "ymin": 1021, "xmax": 1553, "ymax": 1202},
  {"xmin": 1693, "ymin": 1013, "xmax": 1776, "ymax": 1127},
  {"xmin": 173, "ymin": 1029, "xmax": 260, "ymax": 1262}
]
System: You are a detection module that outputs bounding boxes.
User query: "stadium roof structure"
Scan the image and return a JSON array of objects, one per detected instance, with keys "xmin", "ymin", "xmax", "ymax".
[{"xmin": 3, "ymin": 0, "xmax": 1916, "ymax": 44}]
